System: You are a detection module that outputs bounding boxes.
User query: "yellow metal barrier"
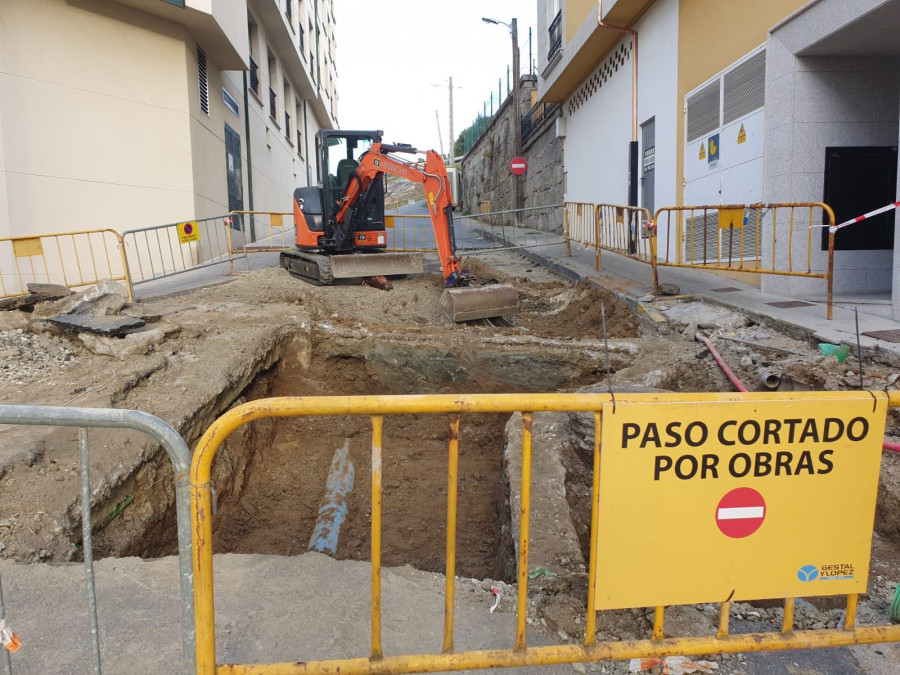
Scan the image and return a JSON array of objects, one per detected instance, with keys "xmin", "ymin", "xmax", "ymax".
[
  {"xmin": 383, "ymin": 212, "xmax": 439, "ymax": 252},
  {"xmin": 227, "ymin": 211, "xmax": 294, "ymax": 261},
  {"xmin": 653, "ymin": 203, "xmax": 836, "ymax": 318},
  {"xmin": 0, "ymin": 228, "xmax": 132, "ymax": 302},
  {"xmin": 190, "ymin": 391, "xmax": 900, "ymax": 674}
]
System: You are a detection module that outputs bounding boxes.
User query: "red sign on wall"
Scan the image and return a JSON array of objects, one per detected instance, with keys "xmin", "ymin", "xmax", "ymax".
[{"xmin": 510, "ymin": 156, "xmax": 528, "ymax": 176}]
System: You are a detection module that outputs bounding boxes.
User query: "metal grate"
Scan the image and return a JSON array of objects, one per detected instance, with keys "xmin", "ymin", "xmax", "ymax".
[
  {"xmin": 198, "ymin": 46, "xmax": 209, "ymax": 116},
  {"xmin": 724, "ymin": 50, "xmax": 766, "ymax": 124},
  {"xmin": 685, "ymin": 208, "xmax": 761, "ymax": 265},
  {"xmin": 685, "ymin": 211, "xmax": 720, "ymax": 263},
  {"xmin": 767, "ymin": 301, "xmax": 816, "ymax": 309},
  {"xmin": 686, "ymin": 80, "xmax": 720, "ymax": 143},
  {"xmin": 862, "ymin": 329, "xmax": 900, "ymax": 343}
]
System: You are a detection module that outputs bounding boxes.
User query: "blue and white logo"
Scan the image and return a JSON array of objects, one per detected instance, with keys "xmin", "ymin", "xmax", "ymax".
[{"xmin": 797, "ymin": 565, "xmax": 819, "ymax": 582}]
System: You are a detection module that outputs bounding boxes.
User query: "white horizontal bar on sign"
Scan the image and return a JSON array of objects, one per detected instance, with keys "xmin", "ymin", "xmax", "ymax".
[
  {"xmin": 717, "ymin": 506, "xmax": 764, "ymax": 520},
  {"xmin": 809, "ymin": 200, "xmax": 900, "ymax": 231}
]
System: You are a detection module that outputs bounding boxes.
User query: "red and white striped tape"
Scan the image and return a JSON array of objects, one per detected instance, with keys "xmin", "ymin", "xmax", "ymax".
[{"xmin": 811, "ymin": 201, "xmax": 900, "ymax": 231}]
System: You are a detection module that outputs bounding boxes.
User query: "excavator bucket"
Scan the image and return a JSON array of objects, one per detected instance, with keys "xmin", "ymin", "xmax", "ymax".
[
  {"xmin": 330, "ymin": 252, "xmax": 424, "ymax": 279},
  {"xmin": 440, "ymin": 284, "xmax": 519, "ymax": 322}
]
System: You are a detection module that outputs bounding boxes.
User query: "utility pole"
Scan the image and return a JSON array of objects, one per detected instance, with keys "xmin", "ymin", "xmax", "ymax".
[
  {"xmin": 448, "ymin": 76, "xmax": 454, "ymax": 163},
  {"xmin": 435, "ymin": 109, "xmax": 445, "ymax": 158},
  {"xmin": 512, "ymin": 17, "xmax": 522, "ymax": 217}
]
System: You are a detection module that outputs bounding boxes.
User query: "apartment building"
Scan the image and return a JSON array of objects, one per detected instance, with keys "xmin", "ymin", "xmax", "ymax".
[
  {"xmin": 0, "ymin": 0, "xmax": 338, "ymax": 240},
  {"xmin": 537, "ymin": 0, "xmax": 900, "ymax": 319}
]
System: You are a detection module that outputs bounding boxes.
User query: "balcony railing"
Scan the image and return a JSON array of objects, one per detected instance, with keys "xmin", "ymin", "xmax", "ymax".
[
  {"xmin": 249, "ymin": 56, "xmax": 260, "ymax": 96},
  {"xmin": 521, "ymin": 100, "xmax": 560, "ymax": 142},
  {"xmin": 548, "ymin": 10, "xmax": 562, "ymax": 62}
]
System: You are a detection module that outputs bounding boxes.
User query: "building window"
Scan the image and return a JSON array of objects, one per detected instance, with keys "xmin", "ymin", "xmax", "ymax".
[
  {"xmin": 548, "ymin": 10, "xmax": 562, "ymax": 62},
  {"xmin": 285, "ymin": 0, "xmax": 293, "ymax": 25},
  {"xmin": 268, "ymin": 48, "xmax": 279, "ymax": 124},
  {"xmin": 284, "ymin": 81, "xmax": 292, "ymax": 142},
  {"xmin": 198, "ymin": 46, "xmax": 210, "ymax": 116},
  {"xmin": 249, "ymin": 56, "xmax": 260, "ymax": 96},
  {"xmin": 299, "ymin": 24, "xmax": 305, "ymax": 57},
  {"xmin": 222, "ymin": 88, "xmax": 240, "ymax": 117},
  {"xmin": 295, "ymin": 98, "xmax": 303, "ymax": 156}
]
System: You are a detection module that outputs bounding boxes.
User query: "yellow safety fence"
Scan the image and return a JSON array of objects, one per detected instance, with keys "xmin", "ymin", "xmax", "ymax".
[
  {"xmin": 227, "ymin": 211, "xmax": 294, "ymax": 256},
  {"xmin": 384, "ymin": 212, "xmax": 439, "ymax": 252},
  {"xmin": 0, "ymin": 229, "xmax": 132, "ymax": 302},
  {"xmin": 191, "ymin": 391, "xmax": 900, "ymax": 674},
  {"xmin": 653, "ymin": 203, "xmax": 836, "ymax": 318},
  {"xmin": 564, "ymin": 202, "xmax": 655, "ymax": 269}
]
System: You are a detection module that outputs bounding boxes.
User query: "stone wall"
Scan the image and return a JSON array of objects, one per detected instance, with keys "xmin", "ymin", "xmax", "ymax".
[{"xmin": 460, "ymin": 77, "xmax": 563, "ymax": 233}]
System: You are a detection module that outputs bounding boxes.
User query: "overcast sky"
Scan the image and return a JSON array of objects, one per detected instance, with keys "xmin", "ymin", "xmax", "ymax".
[{"xmin": 334, "ymin": 1, "xmax": 537, "ymax": 155}]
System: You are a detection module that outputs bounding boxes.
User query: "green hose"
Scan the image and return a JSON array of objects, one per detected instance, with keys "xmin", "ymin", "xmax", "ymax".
[{"xmin": 892, "ymin": 583, "xmax": 900, "ymax": 621}]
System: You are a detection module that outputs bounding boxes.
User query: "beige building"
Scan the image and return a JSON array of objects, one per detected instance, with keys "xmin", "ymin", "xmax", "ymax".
[{"xmin": 0, "ymin": 0, "xmax": 338, "ymax": 242}]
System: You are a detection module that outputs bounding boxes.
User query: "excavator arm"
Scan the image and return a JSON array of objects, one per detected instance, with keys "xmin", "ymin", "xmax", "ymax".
[{"xmin": 334, "ymin": 144, "xmax": 464, "ymax": 285}]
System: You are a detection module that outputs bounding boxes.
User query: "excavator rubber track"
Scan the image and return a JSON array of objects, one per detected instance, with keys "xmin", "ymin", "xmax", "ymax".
[{"xmin": 280, "ymin": 249, "xmax": 423, "ymax": 284}]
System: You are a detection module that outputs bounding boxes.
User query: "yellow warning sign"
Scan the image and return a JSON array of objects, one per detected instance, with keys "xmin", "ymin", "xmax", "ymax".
[
  {"xmin": 698, "ymin": 143, "xmax": 706, "ymax": 161},
  {"xmin": 270, "ymin": 214, "xmax": 284, "ymax": 227},
  {"xmin": 615, "ymin": 207, "xmax": 625, "ymax": 225},
  {"xmin": 594, "ymin": 393, "xmax": 887, "ymax": 609},
  {"xmin": 718, "ymin": 208, "xmax": 744, "ymax": 230},
  {"xmin": 384, "ymin": 215, "xmax": 395, "ymax": 229},
  {"xmin": 738, "ymin": 123, "xmax": 747, "ymax": 145},
  {"xmin": 177, "ymin": 221, "xmax": 200, "ymax": 244},
  {"xmin": 12, "ymin": 237, "xmax": 43, "ymax": 258}
]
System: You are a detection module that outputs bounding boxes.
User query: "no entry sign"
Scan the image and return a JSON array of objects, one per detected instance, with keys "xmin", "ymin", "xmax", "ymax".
[
  {"xmin": 510, "ymin": 156, "xmax": 527, "ymax": 175},
  {"xmin": 716, "ymin": 487, "xmax": 766, "ymax": 538},
  {"xmin": 593, "ymin": 392, "xmax": 887, "ymax": 610}
]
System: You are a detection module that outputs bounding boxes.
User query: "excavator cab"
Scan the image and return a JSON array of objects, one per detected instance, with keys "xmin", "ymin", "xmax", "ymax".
[
  {"xmin": 295, "ymin": 130, "xmax": 388, "ymax": 252},
  {"xmin": 322, "ymin": 132, "xmax": 385, "ymax": 234}
]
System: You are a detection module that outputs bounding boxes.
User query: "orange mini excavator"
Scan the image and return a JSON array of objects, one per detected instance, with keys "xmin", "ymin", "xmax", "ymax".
[{"xmin": 279, "ymin": 130, "xmax": 518, "ymax": 322}]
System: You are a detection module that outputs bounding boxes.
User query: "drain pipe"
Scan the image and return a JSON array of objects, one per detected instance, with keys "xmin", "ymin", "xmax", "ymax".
[
  {"xmin": 598, "ymin": 2, "xmax": 639, "ymax": 252},
  {"xmin": 309, "ymin": 440, "xmax": 355, "ymax": 555},
  {"xmin": 696, "ymin": 332, "xmax": 900, "ymax": 455},
  {"xmin": 695, "ymin": 333, "xmax": 747, "ymax": 393}
]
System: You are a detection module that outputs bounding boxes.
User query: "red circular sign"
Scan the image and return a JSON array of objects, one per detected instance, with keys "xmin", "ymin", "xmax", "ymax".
[
  {"xmin": 510, "ymin": 156, "xmax": 528, "ymax": 176},
  {"xmin": 183, "ymin": 223, "xmax": 194, "ymax": 235},
  {"xmin": 715, "ymin": 487, "xmax": 766, "ymax": 538}
]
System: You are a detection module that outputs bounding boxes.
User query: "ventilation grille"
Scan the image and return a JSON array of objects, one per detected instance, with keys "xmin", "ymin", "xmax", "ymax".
[
  {"xmin": 686, "ymin": 80, "xmax": 720, "ymax": 143},
  {"xmin": 198, "ymin": 46, "xmax": 210, "ymax": 116},
  {"xmin": 567, "ymin": 42, "xmax": 631, "ymax": 115},
  {"xmin": 724, "ymin": 50, "xmax": 766, "ymax": 124},
  {"xmin": 684, "ymin": 208, "xmax": 761, "ymax": 264}
]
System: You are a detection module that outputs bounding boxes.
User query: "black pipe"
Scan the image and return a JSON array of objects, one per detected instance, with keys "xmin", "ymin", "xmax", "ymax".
[
  {"xmin": 242, "ymin": 70, "xmax": 256, "ymax": 241},
  {"xmin": 628, "ymin": 140, "xmax": 638, "ymax": 254}
]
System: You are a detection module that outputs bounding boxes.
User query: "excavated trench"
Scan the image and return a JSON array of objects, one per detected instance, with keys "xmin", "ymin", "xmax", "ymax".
[{"xmin": 110, "ymin": 327, "xmax": 638, "ymax": 580}]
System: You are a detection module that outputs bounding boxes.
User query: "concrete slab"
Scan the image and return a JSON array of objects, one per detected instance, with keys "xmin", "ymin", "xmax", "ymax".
[
  {"xmin": 0, "ymin": 553, "xmax": 551, "ymax": 674},
  {"xmin": 44, "ymin": 313, "xmax": 145, "ymax": 337}
]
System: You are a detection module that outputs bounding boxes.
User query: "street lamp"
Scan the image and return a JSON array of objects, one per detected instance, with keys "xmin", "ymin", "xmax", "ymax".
[{"xmin": 483, "ymin": 16, "xmax": 522, "ymax": 218}]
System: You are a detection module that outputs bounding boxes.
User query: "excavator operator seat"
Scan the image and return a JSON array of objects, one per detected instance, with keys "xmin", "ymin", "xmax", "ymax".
[{"xmin": 336, "ymin": 158, "xmax": 359, "ymax": 191}]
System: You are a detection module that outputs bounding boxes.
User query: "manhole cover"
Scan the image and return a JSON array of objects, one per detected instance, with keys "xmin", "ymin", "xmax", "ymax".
[
  {"xmin": 862, "ymin": 330, "xmax": 900, "ymax": 343},
  {"xmin": 711, "ymin": 287, "xmax": 742, "ymax": 293},
  {"xmin": 766, "ymin": 301, "xmax": 815, "ymax": 308}
]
